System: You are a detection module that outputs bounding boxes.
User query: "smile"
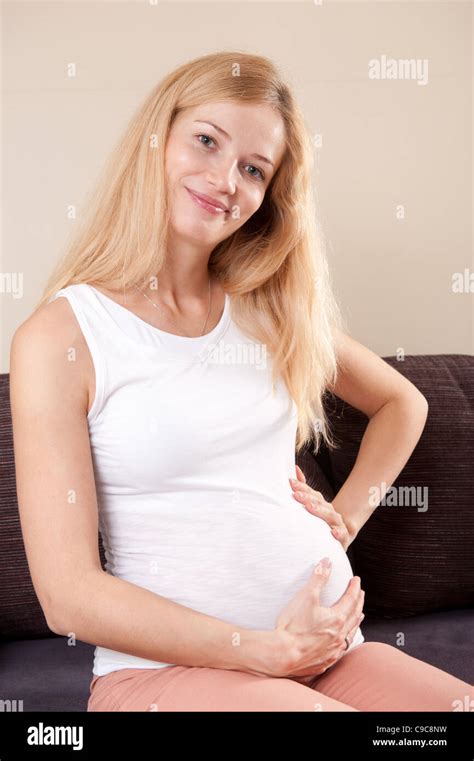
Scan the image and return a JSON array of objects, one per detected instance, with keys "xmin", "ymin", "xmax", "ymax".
[{"xmin": 185, "ymin": 187, "xmax": 229, "ymax": 216}]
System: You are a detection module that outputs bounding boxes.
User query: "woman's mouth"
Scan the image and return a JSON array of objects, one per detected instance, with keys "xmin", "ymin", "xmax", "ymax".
[{"xmin": 185, "ymin": 187, "xmax": 229, "ymax": 216}]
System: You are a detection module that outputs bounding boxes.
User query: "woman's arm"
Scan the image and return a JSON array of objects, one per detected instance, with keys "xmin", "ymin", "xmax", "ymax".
[
  {"xmin": 331, "ymin": 393, "xmax": 429, "ymax": 539},
  {"xmin": 327, "ymin": 329, "xmax": 429, "ymax": 538},
  {"xmin": 55, "ymin": 567, "xmax": 277, "ymax": 674},
  {"xmin": 9, "ymin": 301, "xmax": 277, "ymax": 677}
]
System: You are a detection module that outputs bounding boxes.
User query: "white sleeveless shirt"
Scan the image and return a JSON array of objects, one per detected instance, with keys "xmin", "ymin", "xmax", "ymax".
[{"xmin": 48, "ymin": 283, "xmax": 364, "ymax": 676}]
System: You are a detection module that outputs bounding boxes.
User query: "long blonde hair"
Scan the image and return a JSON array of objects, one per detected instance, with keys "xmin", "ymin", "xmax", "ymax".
[{"xmin": 38, "ymin": 50, "xmax": 347, "ymax": 454}]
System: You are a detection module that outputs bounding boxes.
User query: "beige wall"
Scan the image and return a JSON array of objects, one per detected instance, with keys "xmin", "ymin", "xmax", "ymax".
[{"xmin": 1, "ymin": 0, "xmax": 472, "ymax": 371}]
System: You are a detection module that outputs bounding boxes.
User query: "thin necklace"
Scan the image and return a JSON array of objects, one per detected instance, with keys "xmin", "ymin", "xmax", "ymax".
[{"xmin": 134, "ymin": 276, "xmax": 212, "ymax": 338}]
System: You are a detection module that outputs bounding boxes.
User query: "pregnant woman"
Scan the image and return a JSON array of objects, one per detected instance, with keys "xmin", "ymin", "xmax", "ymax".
[{"xmin": 10, "ymin": 51, "xmax": 473, "ymax": 712}]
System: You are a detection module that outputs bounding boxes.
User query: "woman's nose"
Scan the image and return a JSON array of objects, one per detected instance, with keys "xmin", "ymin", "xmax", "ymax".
[{"xmin": 206, "ymin": 158, "xmax": 238, "ymax": 195}]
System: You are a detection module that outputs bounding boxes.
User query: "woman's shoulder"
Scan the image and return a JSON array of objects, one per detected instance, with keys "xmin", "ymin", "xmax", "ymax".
[
  {"xmin": 11, "ymin": 291, "xmax": 94, "ymax": 416},
  {"xmin": 15, "ymin": 290, "xmax": 80, "ymax": 345}
]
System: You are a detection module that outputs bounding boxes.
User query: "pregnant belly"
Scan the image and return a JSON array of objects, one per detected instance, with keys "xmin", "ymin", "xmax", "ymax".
[{"xmin": 109, "ymin": 498, "xmax": 364, "ymax": 650}]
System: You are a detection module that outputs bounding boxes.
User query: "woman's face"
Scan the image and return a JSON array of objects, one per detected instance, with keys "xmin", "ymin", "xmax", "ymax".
[{"xmin": 164, "ymin": 100, "xmax": 287, "ymax": 248}]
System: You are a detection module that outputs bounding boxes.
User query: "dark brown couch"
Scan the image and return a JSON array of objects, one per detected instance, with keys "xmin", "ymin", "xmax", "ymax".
[{"xmin": 1, "ymin": 354, "xmax": 473, "ymax": 710}]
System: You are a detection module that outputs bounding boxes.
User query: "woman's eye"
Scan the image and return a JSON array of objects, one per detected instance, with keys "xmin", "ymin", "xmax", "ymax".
[
  {"xmin": 245, "ymin": 165, "xmax": 265, "ymax": 182},
  {"xmin": 196, "ymin": 135, "xmax": 265, "ymax": 182},
  {"xmin": 197, "ymin": 134, "xmax": 215, "ymax": 148}
]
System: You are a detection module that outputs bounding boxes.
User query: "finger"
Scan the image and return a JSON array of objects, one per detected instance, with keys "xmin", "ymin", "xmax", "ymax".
[
  {"xmin": 289, "ymin": 667, "xmax": 326, "ymax": 682},
  {"xmin": 289, "ymin": 477, "xmax": 312, "ymax": 494},
  {"xmin": 342, "ymin": 630, "xmax": 355, "ymax": 653},
  {"xmin": 289, "ymin": 469, "xmax": 307, "ymax": 489},
  {"xmin": 291, "ymin": 489, "xmax": 326, "ymax": 509},
  {"xmin": 349, "ymin": 605, "xmax": 365, "ymax": 634},
  {"xmin": 331, "ymin": 525, "xmax": 349, "ymax": 541},
  {"xmin": 295, "ymin": 464, "xmax": 307, "ymax": 483},
  {"xmin": 289, "ymin": 477, "xmax": 325, "ymax": 504},
  {"xmin": 312, "ymin": 501, "xmax": 346, "ymax": 530},
  {"xmin": 337, "ymin": 601, "xmax": 364, "ymax": 658},
  {"xmin": 306, "ymin": 558, "xmax": 333, "ymax": 606},
  {"xmin": 292, "ymin": 492, "xmax": 329, "ymax": 520},
  {"xmin": 347, "ymin": 611, "xmax": 365, "ymax": 645},
  {"xmin": 312, "ymin": 501, "xmax": 341, "ymax": 524},
  {"xmin": 290, "ymin": 478, "xmax": 328, "ymax": 504},
  {"xmin": 331, "ymin": 576, "xmax": 363, "ymax": 623},
  {"xmin": 292, "ymin": 492, "xmax": 339, "ymax": 525},
  {"xmin": 348, "ymin": 588, "xmax": 365, "ymax": 635},
  {"xmin": 288, "ymin": 658, "xmax": 336, "ymax": 681}
]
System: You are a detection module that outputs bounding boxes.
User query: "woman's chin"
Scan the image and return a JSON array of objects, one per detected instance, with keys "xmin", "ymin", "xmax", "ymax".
[{"xmin": 169, "ymin": 222, "xmax": 224, "ymax": 246}]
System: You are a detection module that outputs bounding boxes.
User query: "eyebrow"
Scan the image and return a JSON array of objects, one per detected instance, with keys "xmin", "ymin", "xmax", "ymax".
[{"xmin": 193, "ymin": 119, "xmax": 275, "ymax": 168}]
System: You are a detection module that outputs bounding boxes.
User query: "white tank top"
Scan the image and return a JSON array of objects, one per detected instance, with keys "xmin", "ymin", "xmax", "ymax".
[{"xmin": 48, "ymin": 283, "xmax": 364, "ymax": 676}]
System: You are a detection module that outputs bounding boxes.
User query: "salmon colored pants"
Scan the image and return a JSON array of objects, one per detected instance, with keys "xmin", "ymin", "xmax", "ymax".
[{"xmin": 87, "ymin": 642, "xmax": 474, "ymax": 712}]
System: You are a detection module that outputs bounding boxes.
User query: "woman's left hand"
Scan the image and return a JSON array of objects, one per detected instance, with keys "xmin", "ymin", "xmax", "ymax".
[{"xmin": 289, "ymin": 465, "xmax": 353, "ymax": 552}]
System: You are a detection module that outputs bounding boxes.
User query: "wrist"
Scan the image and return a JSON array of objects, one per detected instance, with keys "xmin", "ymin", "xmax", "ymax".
[
  {"xmin": 339, "ymin": 514, "xmax": 359, "ymax": 543},
  {"xmin": 248, "ymin": 627, "xmax": 297, "ymax": 677},
  {"xmin": 230, "ymin": 628, "xmax": 291, "ymax": 677}
]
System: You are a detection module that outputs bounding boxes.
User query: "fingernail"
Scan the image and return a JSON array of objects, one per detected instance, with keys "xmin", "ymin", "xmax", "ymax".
[{"xmin": 320, "ymin": 557, "xmax": 332, "ymax": 569}]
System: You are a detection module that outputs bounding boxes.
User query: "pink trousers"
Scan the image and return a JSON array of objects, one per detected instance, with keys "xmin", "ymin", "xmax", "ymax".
[{"xmin": 87, "ymin": 642, "xmax": 474, "ymax": 712}]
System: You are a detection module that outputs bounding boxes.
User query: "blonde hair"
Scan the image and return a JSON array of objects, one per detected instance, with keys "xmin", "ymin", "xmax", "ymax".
[{"xmin": 38, "ymin": 50, "xmax": 347, "ymax": 454}]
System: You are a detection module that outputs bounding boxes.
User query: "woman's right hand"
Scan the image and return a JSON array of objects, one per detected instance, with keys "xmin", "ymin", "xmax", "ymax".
[{"xmin": 270, "ymin": 558, "xmax": 365, "ymax": 683}]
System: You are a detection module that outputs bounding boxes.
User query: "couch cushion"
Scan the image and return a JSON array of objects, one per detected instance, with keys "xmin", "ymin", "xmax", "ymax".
[
  {"xmin": 0, "ymin": 375, "xmax": 51, "ymax": 639},
  {"xmin": 0, "ymin": 637, "xmax": 94, "ymax": 711},
  {"xmin": 1, "ymin": 608, "xmax": 471, "ymax": 711},
  {"xmin": 361, "ymin": 608, "xmax": 474, "ymax": 685},
  {"xmin": 321, "ymin": 354, "xmax": 474, "ymax": 618}
]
